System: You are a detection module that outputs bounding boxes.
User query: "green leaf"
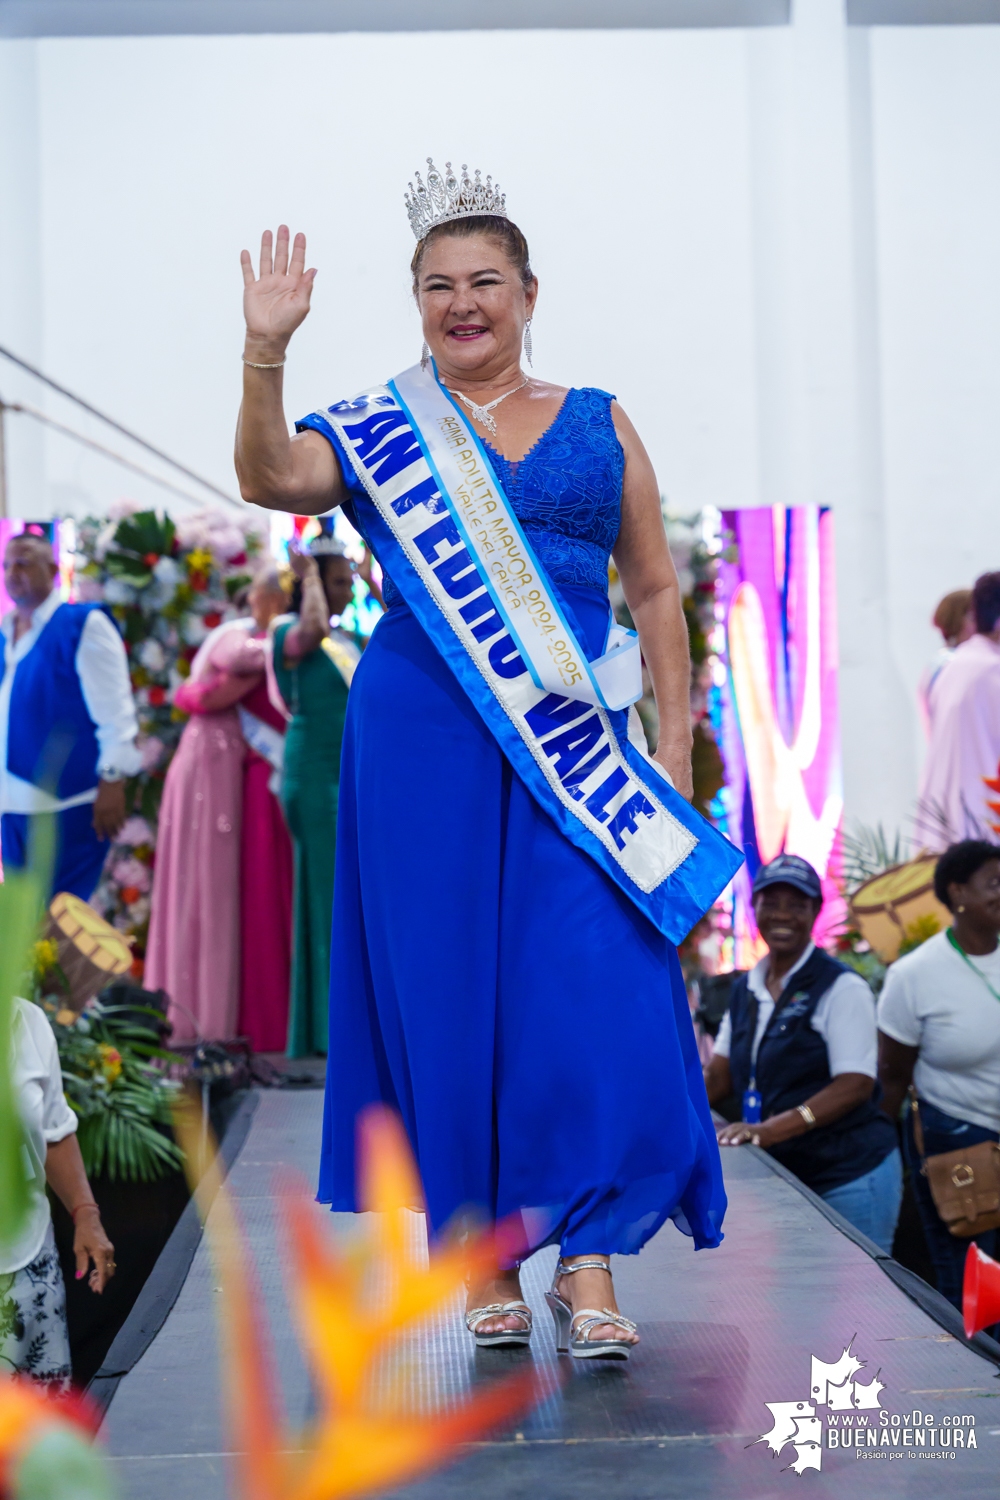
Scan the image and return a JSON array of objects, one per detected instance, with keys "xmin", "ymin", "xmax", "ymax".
[
  {"xmin": 105, "ymin": 554, "xmax": 153, "ymax": 585},
  {"xmin": 113, "ymin": 511, "xmax": 175, "ymax": 561},
  {"xmin": 0, "ymin": 871, "xmax": 40, "ymax": 1243},
  {"xmin": 225, "ymin": 572, "xmax": 253, "ymax": 599}
]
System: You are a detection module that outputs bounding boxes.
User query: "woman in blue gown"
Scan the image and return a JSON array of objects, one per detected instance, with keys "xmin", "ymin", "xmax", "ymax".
[{"xmin": 235, "ymin": 169, "xmax": 728, "ymax": 1359}]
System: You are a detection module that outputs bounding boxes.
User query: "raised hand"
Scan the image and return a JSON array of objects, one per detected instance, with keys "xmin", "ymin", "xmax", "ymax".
[
  {"xmin": 241, "ymin": 225, "xmax": 316, "ymax": 356},
  {"xmin": 287, "ymin": 542, "xmax": 318, "ymax": 580}
]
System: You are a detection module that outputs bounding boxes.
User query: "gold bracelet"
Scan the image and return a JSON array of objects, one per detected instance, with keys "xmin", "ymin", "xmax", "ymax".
[
  {"xmin": 242, "ymin": 355, "xmax": 286, "ymax": 369},
  {"xmin": 797, "ymin": 1103, "xmax": 817, "ymax": 1129}
]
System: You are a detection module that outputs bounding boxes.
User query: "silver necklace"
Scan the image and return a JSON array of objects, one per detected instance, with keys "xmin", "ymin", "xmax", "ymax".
[{"xmin": 447, "ymin": 378, "xmax": 529, "ymax": 436}]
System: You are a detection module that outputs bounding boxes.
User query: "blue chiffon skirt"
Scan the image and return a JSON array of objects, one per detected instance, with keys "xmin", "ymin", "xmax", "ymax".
[{"xmin": 317, "ymin": 584, "xmax": 726, "ymax": 1257}]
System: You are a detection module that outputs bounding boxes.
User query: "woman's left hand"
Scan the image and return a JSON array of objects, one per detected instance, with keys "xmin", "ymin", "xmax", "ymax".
[
  {"xmin": 652, "ymin": 745, "xmax": 693, "ymax": 802},
  {"xmin": 73, "ymin": 1206, "xmax": 116, "ymax": 1293},
  {"xmin": 288, "ymin": 543, "xmax": 318, "ymax": 581}
]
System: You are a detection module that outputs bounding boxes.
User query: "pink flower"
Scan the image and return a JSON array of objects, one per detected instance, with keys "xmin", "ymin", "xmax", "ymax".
[
  {"xmin": 118, "ymin": 815, "xmax": 153, "ymax": 846},
  {"xmin": 111, "ymin": 857, "xmax": 151, "ymax": 893},
  {"xmin": 138, "ymin": 737, "xmax": 165, "ymax": 774}
]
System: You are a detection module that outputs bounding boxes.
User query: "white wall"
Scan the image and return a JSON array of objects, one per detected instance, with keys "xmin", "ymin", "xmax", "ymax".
[
  {"xmin": 0, "ymin": 39, "xmax": 45, "ymax": 511},
  {"xmin": 871, "ymin": 25, "xmax": 1000, "ymax": 798},
  {"xmin": 1, "ymin": 13, "xmax": 999, "ymax": 837},
  {"xmin": 29, "ymin": 29, "xmax": 759, "ymax": 520}
]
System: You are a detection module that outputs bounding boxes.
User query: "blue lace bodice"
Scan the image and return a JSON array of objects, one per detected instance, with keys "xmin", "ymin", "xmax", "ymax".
[
  {"xmin": 480, "ymin": 387, "xmax": 623, "ymax": 594},
  {"xmin": 318, "ymin": 387, "xmax": 623, "ymax": 609}
]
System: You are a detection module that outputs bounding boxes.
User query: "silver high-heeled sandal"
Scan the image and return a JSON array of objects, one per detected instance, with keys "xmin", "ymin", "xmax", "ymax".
[
  {"xmin": 465, "ymin": 1301, "xmax": 533, "ymax": 1348},
  {"xmin": 545, "ymin": 1258, "xmax": 638, "ymax": 1361}
]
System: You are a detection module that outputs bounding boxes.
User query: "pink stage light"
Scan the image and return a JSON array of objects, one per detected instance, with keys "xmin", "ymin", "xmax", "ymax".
[{"xmin": 717, "ymin": 507, "xmax": 844, "ymax": 967}]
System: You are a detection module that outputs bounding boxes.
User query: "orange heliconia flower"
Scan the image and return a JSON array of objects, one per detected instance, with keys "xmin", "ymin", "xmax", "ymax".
[
  {"xmin": 982, "ymin": 761, "xmax": 1000, "ymax": 834},
  {"xmin": 175, "ymin": 1102, "xmax": 541, "ymax": 1500}
]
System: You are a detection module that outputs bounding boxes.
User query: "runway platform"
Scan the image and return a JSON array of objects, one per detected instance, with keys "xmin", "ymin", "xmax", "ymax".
[{"xmin": 100, "ymin": 1089, "xmax": 1000, "ymax": 1498}]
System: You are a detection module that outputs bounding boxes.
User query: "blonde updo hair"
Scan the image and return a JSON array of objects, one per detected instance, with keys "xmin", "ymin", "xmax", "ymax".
[{"xmin": 410, "ymin": 215, "xmax": 534, "ymax": 296}]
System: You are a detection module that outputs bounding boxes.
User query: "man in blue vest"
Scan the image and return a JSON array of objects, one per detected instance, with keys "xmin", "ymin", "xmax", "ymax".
[
  {"xmin": 703, "ymin": 854, "xmax": 902, "ymax": 1253},
  {"xmin": 1, "ymin": 531, "xmax": 141, "ymax": 899}
]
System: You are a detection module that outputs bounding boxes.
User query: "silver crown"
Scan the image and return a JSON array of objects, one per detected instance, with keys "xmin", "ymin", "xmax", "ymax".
[
  {"xmin": 405, "ymin": 159, "xmax": 508, "ymax": 242},
  {"xmin": 308, "ymin": 534, "xmax": 346, "ymax": 558}
]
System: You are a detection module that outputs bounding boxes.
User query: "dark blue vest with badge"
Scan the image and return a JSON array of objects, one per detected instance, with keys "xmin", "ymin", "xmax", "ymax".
[{"xmin": 726, "ymin": 946, "xmax": 896, "ymax": 1194}]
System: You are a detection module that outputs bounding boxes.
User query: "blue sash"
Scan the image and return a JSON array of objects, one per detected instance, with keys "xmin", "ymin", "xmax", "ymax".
[{"xmin": 306, "ymin": 362, "xmax": 743, "ymax": 940}]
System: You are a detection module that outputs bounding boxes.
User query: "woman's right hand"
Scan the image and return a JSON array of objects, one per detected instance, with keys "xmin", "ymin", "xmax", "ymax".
[
  {"xmin": 72, "ymin": 1204, "xmax": 115, "ymax": 1294},
  {"xmin": 241, "ymin": 225, "xmax": 317, "ymax": 357}
]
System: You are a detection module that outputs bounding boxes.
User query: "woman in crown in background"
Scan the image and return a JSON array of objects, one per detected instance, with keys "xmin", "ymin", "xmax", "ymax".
[{"xmin": 235, "ymin": 162, "xmax": 740, "ymax": 1358}]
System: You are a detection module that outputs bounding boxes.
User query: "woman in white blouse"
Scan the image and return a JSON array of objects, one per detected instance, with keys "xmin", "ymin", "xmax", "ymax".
[
  {"xmin": 879, "ymin": 839, "xmax": 1000, "ymax": 1311},
  {"xmin": 2, "ymin": 997, "xmax": 115, "ymax": 1389}
]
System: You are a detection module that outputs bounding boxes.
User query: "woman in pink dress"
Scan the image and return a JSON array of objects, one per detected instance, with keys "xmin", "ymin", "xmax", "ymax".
[
  {"xmin": 236, "ymin": 598, "xmax": 294, "ymax": 1053},
  {"xmin": 146, "ymin": 574, "xmax": 290, "ymax": 1044}
]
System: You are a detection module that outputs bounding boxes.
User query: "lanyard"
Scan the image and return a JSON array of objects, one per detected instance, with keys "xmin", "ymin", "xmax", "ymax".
[{"xmin": 946, "ymin": 928, "xmax": 1000, "ymax": 1004}]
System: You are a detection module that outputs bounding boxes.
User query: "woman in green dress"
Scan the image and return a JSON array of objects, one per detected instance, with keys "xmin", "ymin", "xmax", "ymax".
[{"xmin": 273, "ymin": 538, "xmax": 374, "ymax": 1057}]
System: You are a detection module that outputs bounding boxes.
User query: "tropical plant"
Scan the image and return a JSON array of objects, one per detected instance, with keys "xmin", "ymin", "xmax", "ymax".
[
  {"xmin": 836, "ymin": 941, "xmax": 888, "ymax": 996},
  {"xmin": 898, "ymin": 912, "xmax": 943, "ymax": 956},
  {"xmin": 39, "ymin": 997, "xmax": 183, "ymax": 1182},
  {"xmin": 32, "ymin": 942, "xmax": 184, "ymax": 1182},
  {"xmin": 840, "ymin": 822, "xmax": 907, "ymax": 894}
]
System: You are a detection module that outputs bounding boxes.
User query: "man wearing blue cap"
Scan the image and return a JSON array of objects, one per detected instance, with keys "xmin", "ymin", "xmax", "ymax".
[{"xmin": 704, "ymin": 854, "xmax": 902, "ymax": 1253}]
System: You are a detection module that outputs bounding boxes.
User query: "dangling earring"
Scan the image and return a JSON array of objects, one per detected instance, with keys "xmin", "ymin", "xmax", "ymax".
[
  {"xmin": 421, "ymin": 341, "xmax": 430, "ymax": 372},
  {"xmin": 957, "ymin": 905, "xmax": 966, "ymax": 913},
  {"xmin": 523, "ymin": 318, "xmax": 533, "ymax": 367}
]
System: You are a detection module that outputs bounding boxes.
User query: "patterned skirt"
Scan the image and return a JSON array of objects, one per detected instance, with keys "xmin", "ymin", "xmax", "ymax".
[{"xmin": 0, "ymin": 1223, "xmax": 72, "ymax": 1392}]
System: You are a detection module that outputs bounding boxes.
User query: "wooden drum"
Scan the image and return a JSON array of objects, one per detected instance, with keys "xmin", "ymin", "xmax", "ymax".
[{"xmin": 848, "ymin": 857, "xmax": 952, "ymax": 965}]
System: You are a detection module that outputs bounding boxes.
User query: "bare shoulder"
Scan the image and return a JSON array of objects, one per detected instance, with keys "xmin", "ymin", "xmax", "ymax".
[
  {"xmin": 608, "ymin": 401, "xmax": 655, "ymax": 487},
  {"xmin": 608, "ymin": 399, "xmax": 643, "ymax": 448}
]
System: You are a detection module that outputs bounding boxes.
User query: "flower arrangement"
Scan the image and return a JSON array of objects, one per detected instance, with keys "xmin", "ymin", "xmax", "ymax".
[
  {"xmin": 74, "ymin": 502, "xmax": 267, "ymax": 977},
  {"xmin": 91, "ymin": 814, "xmax": 156, "ymax": 980},
  {"xmin": 30, "ymin": 940, "xmax": 184, "ymax": 1182}
]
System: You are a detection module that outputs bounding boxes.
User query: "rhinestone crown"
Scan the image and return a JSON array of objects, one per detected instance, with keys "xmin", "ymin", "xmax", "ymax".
[{"xmin": 405, "ymin": 159, "xmax": 508, "ymax": 242}]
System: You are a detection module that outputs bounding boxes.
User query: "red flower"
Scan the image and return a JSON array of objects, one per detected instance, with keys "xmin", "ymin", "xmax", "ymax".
[
  {"xmin": 143, "ymin": 551, "xmax": 160, "ymax": 567},
  {"xmin": 148, "ymin": 685, "xmax": 167, "ymax": 707},
  {"xmin": 189, "ymin": 571, "xmax": 208, "ymax": 592},
  {"xmin": 203, "ymin": 611, "xmax": 222, "ymax": 629},
  {"xmin": 130, "ymin": 956, "xmax": 145, "ymax": 981},
  {"xmin": 120, "ymin": 885, "xmax": 141, "ymax": 905},
  {"xmin": 229, "ymin": 552, "xmax": 247, "ymax": 567}
]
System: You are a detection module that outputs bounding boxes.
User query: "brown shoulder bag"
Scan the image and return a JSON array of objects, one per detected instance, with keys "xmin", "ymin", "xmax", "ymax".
[{"xmin": 911, "ymin": 1091, "xmax": 1000, "ymax": 1238}]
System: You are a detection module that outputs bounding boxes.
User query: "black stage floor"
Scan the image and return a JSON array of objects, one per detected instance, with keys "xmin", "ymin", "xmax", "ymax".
[{"xmin": 100, "ymin": 1090, "xmax": 1000, "ymax": 1499}]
